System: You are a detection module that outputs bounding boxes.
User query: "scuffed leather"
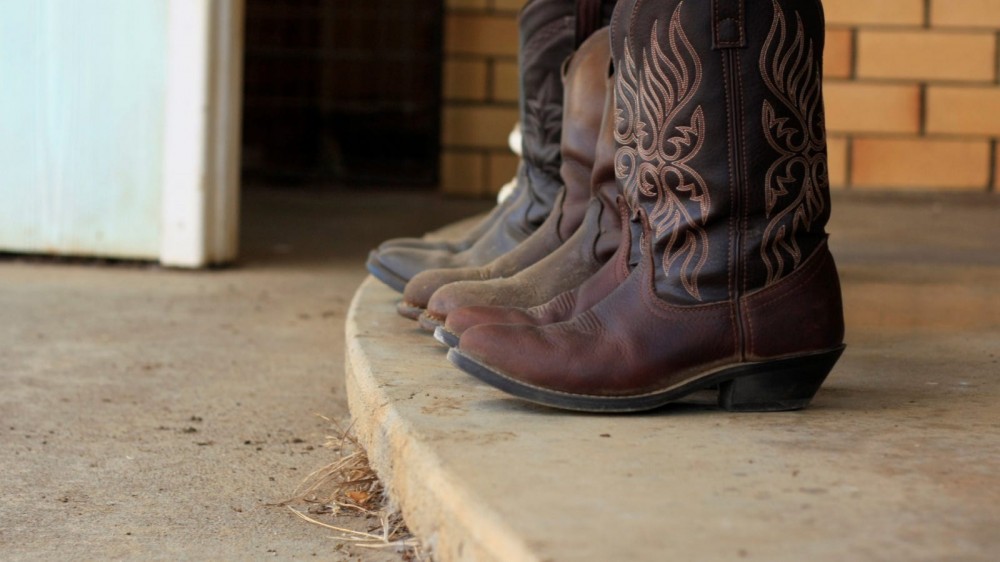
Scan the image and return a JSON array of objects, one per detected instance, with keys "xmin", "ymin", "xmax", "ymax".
[
  {"xmin": 401, "ymin": 28, "xmax": 612, "ymax": 309},
  {"xmin": 444, "ymin": 196, "xmax": 632, "ymax": 336}
]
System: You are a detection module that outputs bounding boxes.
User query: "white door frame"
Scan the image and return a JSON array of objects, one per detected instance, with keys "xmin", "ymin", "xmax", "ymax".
[{"xmin": 161, "ymin": 0, "xmax": 244, "ymax": 268}]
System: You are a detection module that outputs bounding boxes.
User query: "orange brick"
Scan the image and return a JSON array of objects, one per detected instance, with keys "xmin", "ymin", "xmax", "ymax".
[
  {"xmin": 823, "ymin": 0, "xmax": 924, "ymax": 26},
  {"xmin": 827, "ymin": 136, "xmax": 849, "ymax": 189},
  {"xmin": 487, "ymin": 152, "xmax": 520, "ymax": 194},
  {"xmin": 931, "ymin": 0, "xmax": 1000, "ymax": 28},
  {"xmin": 823, "ymin": 82, "xmax": 921, "ymax": 134},
  {"xmin": 824, "ymin": 29, "xmax": 853, "ymax": 79},
  {"xmin": 492, "ymin": 59, "xmax": 520, "ymax": 102},
  {"xmin": 444, "ymin": 14, "xmax": 518, "ymax": 57},
  {"xmin": 857, "ymin": 30, "xmax": 996, "ymax": 82},
  {"xmin": 443, "ymin": 60, "xmax": 488, "ymax": 101},
  {"xmin": 442, "ymin": 105, "xmax": 520, "ymax": 149},
  {"xmin": 440, "ymin": 151, "xmax": 486, "ymax": 195},
  {"xmin": 851, "ymin": 138, "xmax": 991, "ymax": 190},
  {"xmin": 926, "ymin": 86, "xmax": 1000, "ymax": 136}
]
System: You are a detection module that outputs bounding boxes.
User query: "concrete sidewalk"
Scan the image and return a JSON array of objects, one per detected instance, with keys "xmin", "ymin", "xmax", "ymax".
[
  {"xmin": 0, "ymin": 188, "xmax": 489, "ymax": 561},
  {"xmin": 346, "ymin": 193, "xmax": 1000, "ymax": 561}
]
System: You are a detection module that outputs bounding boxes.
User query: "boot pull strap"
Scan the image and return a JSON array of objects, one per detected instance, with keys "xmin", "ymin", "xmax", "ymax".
[
  {"xmin": 712, "ymin": 0, "xmax": 746, "ymax": 49},
  {"xmin": 575, "ymin": 0, "xmax": 607, "ymax": 48}
]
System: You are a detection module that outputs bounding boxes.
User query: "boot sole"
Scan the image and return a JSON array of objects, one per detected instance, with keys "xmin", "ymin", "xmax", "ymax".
[
  {"xmin": 418, "ymin": 311, "xmax": 444, "ymax": 333},
  {"xmin": 366, "ymin": 251, "xmax": 408, "ymax": 294},
  {"xmin": 396, "ymin": 300, "xmax": 424, "ymax": 321},
  {"xmin": 434, "ymin": 326, "xmax": 460, "ymax": 348},
  {"xmin": 447, "ymin": 346, "xmax": 845, "ymax": 413}
]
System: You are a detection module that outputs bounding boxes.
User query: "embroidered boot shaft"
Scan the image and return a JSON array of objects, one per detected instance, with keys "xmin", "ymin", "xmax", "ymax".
[
  {"xmin": 449, "ymin": 0, "xmax": 845, "ymax": 413},
  {"xmin": 616, "ymin": 0, "xmax": 832, "ymax": 305}
]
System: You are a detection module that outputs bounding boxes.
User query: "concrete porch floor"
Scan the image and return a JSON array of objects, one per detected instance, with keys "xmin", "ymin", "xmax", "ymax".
[
  {"xmin": 346, "ymin": 191, "xmax": 1000, "ymax": 561},
  {"xmin": 2, "ymin": 188, "xmax": 999, "ymax": 560},
  {"xmin": 0, "ymin": 188, "xmax": 489, "ymax": 561}
]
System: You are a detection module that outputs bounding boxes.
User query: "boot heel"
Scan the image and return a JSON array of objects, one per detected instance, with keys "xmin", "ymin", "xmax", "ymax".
[{"xmin": 717, "ymin": 347, "xmax": 845, "ymax": 412}]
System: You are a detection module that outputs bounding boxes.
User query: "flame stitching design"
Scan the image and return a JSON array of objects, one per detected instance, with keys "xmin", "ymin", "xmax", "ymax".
[
  {"xmin": 759, "ymin": 0, "xmax": 829, "ymax": 285},
  {"xmin": 613, "ymin": 2, "xmax": 709, "ymax": 300}
]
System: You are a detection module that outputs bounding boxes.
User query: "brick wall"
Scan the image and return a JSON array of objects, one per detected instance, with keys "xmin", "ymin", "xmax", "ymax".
[
  {"xmin": 441, "ymin": 0, "xmax": 1000, "ymax": 196},
  {"xmin": 824, "ymin": 0, "xmax": 1000, "ymax": 192},
  {"xmin": 440, "ymin": 0, "xmax": 522, "ymax": 196}
]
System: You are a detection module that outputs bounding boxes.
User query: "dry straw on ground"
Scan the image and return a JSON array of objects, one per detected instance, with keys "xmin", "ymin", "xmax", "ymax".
[{"xmin": 279, "ymin": 416, "xmax": 428, "ymax": 561}]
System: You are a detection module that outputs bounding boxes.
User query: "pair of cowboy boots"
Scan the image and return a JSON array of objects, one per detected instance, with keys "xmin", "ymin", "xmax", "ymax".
[
  {"xmin": 367, "ymin": 0, "xmax": 612, "ymax": 295},
  {"xmin": 442, "ymin": 0, "xmax": 846, "ymax": 413}
]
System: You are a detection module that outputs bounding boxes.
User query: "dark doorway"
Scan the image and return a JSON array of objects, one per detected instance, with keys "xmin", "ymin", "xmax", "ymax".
[{"xmin": 241, "ymin": 0, "xmax": 444, "ymax": 187}]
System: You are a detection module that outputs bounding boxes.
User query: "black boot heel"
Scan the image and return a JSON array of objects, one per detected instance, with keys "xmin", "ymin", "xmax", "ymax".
[{"xmin": 717, "ymin": 347, "xmax": 845, "ymax": 412}]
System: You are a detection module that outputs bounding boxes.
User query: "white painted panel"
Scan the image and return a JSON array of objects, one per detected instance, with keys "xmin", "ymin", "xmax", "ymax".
[
  {"xmin": 0, "ymin": 0, "xmax": 167, "ymax": 259},
  {"xmin": 160, "ymin": 0, "xmax": 243, "ymax": 268}
]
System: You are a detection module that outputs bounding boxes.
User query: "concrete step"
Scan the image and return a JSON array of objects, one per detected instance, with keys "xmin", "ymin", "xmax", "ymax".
[
  {"xmin": 345, "ymin": 267, "xmax": 1000, "ymax": 561},
  {"xmin": 346, "ymin": 190, "xmax": 1000, "ymax": 562}
]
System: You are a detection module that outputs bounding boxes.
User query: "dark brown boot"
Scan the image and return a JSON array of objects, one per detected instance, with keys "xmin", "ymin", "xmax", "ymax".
[
  {"xmin": 366, "ymin": 0, "xmax": 578, "ymax": 292},
  {"xmin": 401, "ymin": 29, "xmax": 613, "ymax": 322},
  {"xmin": 449, "ymin": 0, "xmax": 845, "ymax": 413}
]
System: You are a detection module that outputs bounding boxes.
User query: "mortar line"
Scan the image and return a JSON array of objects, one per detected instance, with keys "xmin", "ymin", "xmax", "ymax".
[{"xmin": 988, "ymin": 139, "xmax": 997, "ymax": 193}]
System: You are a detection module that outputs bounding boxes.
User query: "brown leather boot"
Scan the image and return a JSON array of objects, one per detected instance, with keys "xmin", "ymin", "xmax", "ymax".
[
  {"xmin": 433, "ymin": 0, "xmax": 642, "ymax": 343},
  {"xmin": 400, "ymin": 29, "xmax": 613, "ymax": 322},
  {"xmin": 420, "ymin": 47, "xmax": 626, "ymax": 333},
  {"xmin": 436, "ymin": 197, "xmax": 634, "ymax": 347},
  {"xmin": 449, "ymin": 0, "xmax": 845, "ymax": 413},
  {"xmin": 366, "ymin": 0, "xmax": 578, "ymax": 293}
]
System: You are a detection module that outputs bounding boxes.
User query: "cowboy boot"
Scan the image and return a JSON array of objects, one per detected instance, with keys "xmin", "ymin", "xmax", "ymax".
[
  {"xmin": 434, "ymin": 0, "xmax": 642, "ymax": 344},
  {"xmin": 373, "ymin": 0, "xmax": 615, "ymax": 259},
  {"xmin": 436, "ymin": 197, "xmax": 633, "ymax": 347},
  {"xmin": 399, "ymin": 28, "xmax": 613, "ymax": 322},
  {"xmin": 366, "ymin": 0, "xmax": 577, "ymax": 292},
  {"xmin": 422, "ymin": 50, "xmax": 621, "ymax": 334},
  {"xmin": 449, "ymin": 0, "xmax": 845, "ymax": 413}
]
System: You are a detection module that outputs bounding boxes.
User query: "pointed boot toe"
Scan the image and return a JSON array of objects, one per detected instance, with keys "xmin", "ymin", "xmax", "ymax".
[
  {"xmin": 366, "ymin": 250, "xmax": 409, "ymax": 293},
  {"xmin": 443, "ymin": 305, "xmax": 538, "ymax": 339},
  {"xmin": 425, "ymin": 280, "xmax": 527, "ymax": 324},
  {"xmin": 370, "ymin": 245, "xmax": 460, "ymax": 289},
  {"xmin": 377, "ymin": 237, "xmax": 459, "ymax": 254},
  {"xmin": 402, "ymin": 266, "xmax": 487, "ymax": 313}
]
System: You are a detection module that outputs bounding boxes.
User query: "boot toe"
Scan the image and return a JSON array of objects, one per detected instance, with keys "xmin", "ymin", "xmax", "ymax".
[
  {"xmin": 456, "ymin": 323, "xmax": 581, "ymax": 392},
  {"xmin": 445, "ymin": 305, "xmax": 539, "ymax": 337},
  {"xmin": 427, "ymin": 280, "xmax": 502, "ymax": 320},
  {"xmin": 405, "ymin": 267, "xmax": 491, "ymax": 310},
  {"xmin": 374, "ymin": 246, "xmax": 458, "ymax": 284},
  {"xmin": 378, "ymin": 237, "xmax": 456, "ymax": 253}
]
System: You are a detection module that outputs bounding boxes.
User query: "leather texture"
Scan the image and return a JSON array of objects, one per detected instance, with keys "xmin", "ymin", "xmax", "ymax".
[
  {"xmin": 453, "ymin": 0, "xmax": 845, "ymax": 404},
  {"xmin": 443, "ymin": 196, "xmax": 632, "ymax": 337},
  {"xmin": 368, "ymin": 0, "xmax": 577, "ymax": 285},
  {"xmin": 424, "ymin": 60, "xmax": 625, "ymax": 322},
  {"xmin": 401, "ymin": 27, "xmax": 613, "ymax": 313},
  {"xmin": 437, "ymin": 0, "xmax": 643, "ymax": 334}
]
